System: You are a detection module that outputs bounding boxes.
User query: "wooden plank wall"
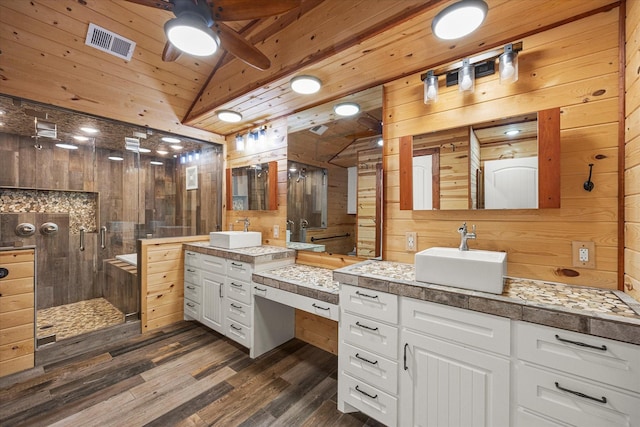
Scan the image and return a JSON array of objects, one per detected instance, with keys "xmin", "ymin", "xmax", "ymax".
[
  {"xmin": 138, "ymin": 236, "xmax": 208, "ymax": 332},
  {"xmin": 625, "ymin": 0, "xmax": 640, "ymax": 300},
  {"xmin": 357, "ymin": 148, "xmax": 383, "ymax": 258},
  {"xmin": 224, "ymin": 118, "xmax": 288, "ymax": 247},
  {"xmin": 384, "ymin": 9, "xmax": 621, "ymax": 289}
]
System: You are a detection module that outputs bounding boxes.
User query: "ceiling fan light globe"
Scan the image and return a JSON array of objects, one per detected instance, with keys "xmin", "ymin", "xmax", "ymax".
[{"xmin": 165, "ymin": 15, "xmax": 219, "ymax": 56}]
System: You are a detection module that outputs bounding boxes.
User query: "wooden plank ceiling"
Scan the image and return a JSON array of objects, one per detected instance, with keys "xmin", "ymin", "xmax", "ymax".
[{"xmin": 0, "ymin": 0, "xmax": 619, "ymax": 145}]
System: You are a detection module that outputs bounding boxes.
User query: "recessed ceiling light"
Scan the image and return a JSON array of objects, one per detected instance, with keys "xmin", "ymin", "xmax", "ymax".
[
  {"xmin": 161, "ymin": 136, "xmax": 181, "ymax": 143},
  {"xmin": 73, "ymin": 135, "xmax": 90, "ymax": 142},
  {"xmin": 80, "ymin": 126, "xmax": 99, "ymax": 134},
  {"xmin": 432, "ymin": 0, "xmax": 488, "ymax": 40},
  {"xmin": 150, "ymin": 161, "xmax": 163, "ymax": 165},
  {"xmin": 157, "ymin": 150, "xmax": 169, "ymax": 155},
  {"xmin": 290, "ymin": 75, "xmax": 322, "ymax": 94},
  {"xmin": 334, "ymin": 102, "xmax": 360, "ymax": 116},
  {"xmin": 108, "ymin": 155, "xmax": 124, "ymax": 161},
  {"xmin": 505, "ymin": 129, "xmax": 521, "ymax": 136},
  {"xmin": 217, "ymin": 110, "xmax": 243, "ymax": 123},
  {"xmin": 139, "ymin": 147, "xmax": 151, "ymax": 153},
  {"xmin": 55, "ymin": 143, "xmax": 78, "ymax": 150},
  {"xmin": 171, "ymin": 144, "xmax": 183, "ymax": 150}
]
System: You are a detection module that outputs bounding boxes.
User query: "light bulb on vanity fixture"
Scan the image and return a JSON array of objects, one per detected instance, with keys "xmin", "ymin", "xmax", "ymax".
[
  {"xmin": 422, "ymin": 70, "xmax": 439, "ymax": 104},
  {"xmin": 458, "ymin": 58, "xmax": 474, "ymax": 92},
  {"xmin": 499, "ymin": 43, "xmax": 519, "ymax": 84}
]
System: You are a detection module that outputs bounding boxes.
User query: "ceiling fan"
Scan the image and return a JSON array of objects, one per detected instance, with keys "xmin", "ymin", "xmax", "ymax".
[{"xmin": 125, "ymin": 0, "xmax": 301, "ymax": 70}]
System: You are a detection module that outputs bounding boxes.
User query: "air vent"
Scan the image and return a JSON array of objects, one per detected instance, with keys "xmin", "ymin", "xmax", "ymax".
[
  {"xmin": 35, "ymin": 119, "xmax": 57, "ymax": 139},
  {"xmin": 85, "ymin": 23, "xmax": 136, "ymax": 61},
  {"xmin": 125, "ymin": 137, "xmax": 140, "ymax": 151},
  {"xmin": 309, "ymin": 124, "xmax": 328, "ymax": 135}
]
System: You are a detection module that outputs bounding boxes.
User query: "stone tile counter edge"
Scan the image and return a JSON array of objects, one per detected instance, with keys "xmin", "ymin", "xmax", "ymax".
[
  {"xmin": 253, "ymin": 264, "xmax": 339, "ymax": 305},
  {"xmin": 334, "ymin": 260, "xmax": 640, "ymax": 346},
  {"xmin": 183, "ymin": 243, "xmax": 295, "ymax": 264}
]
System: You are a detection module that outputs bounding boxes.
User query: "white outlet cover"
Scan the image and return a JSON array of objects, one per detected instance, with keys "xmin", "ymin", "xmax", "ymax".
[{"xmin": 273, "ymin": 225, "xmax": 280, "ymax": 238}]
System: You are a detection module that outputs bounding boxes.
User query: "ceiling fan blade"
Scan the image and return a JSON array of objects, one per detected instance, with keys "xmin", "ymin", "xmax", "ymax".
[
  {"xmin": 209, "ymin": 0, "xmax": 301, "ymax": 21},
  {"xmin": 162, "ymin": 41, "xmax": 182, "ymax": 62},
  {"xmin": 124, "ymin": 0, "xmax": 173, "ymax": 12},
  {"xmin": 214, "ymin": 22, "xmax": 270, "ymax": 70}
]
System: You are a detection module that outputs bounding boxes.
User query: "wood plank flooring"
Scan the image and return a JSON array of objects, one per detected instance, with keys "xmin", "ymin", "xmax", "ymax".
[{"xmin": 0, "ymin": 321, "xmax": 385, "ymax": 427}]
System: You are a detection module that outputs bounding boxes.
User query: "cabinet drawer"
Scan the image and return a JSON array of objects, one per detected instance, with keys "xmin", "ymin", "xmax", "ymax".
[
  {"xmin": 340, "ymin": 284, "xmax": 398, "ymax": 324},
  {"xmin": 339, "ymin": 372, "xmax": 397, "ymax": 427},
  {"xmin": 226, "ymin": 278, "xmax": 251, "ymax": 305},
  {"xmin": 184, "ymin": 251, "xmax": 201, "ymax": 268},
  {"xmin": 227, "ymin": 260, "xmax": 252, "ymax": 282},
  {"xmin": 226, "ymin": 321, "xmax": 251, "ymax": 348},
  {"xmin": 341, "ymin": 342, "xmax": 398, "ymax": 395},
  {"xmin": 515, "ymin": 321, "xmax": 640, "ymax": 393},
  {"xmin": 226, "ymin": 299, "xmax": 252, "ymax": 328},
  {"xmin": 516, "ymin": 362, "xmax": 640, "ymax": 427},
  {"xmin": 254, "ymin": 285, "xmax": 339, "ymax": 321},
  {"xmin": 184, "ymin": 267, "xmax": 199, "ymax": 285},
  {"xmin": 184, "ymin": 282, "xmax": 202, "ymax": 303},
  {"xmin": 201, "ymin": 255, "xmax": 226, "ymax": 275},
  {"xmin": 402, "ymin": 297, "xmax": 510, "ymax": 356},
  {"xmin": 341, "ymin": 311, "xmax": 398, "ymax": 359},
  {"xmin": 184, "ymin": 299, "xmax": 200, "ymax": 320}
]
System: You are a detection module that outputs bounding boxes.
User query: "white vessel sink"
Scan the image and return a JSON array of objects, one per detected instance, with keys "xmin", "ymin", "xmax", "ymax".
[
  {"xmin": 415, "ymin": 247, "xmax": 507, "ymax": 294},
  {"xmin": 209, "ymin": 231, "xmax": 262, "ymax": 249}
]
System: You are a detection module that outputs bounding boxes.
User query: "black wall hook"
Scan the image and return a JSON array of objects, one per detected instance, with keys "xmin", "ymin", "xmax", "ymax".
[{"xmin": 583, "ymin": 163, "xmax": 595, "ymax": 192}]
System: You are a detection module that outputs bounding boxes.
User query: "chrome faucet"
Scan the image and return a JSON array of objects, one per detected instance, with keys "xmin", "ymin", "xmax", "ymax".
[
  {"xmin": 236, "ymin": 217, "xmax": 250, "ymax": 232},
  {"xmin": 300, "ymin": 219, "xmax": 309, "ymax": 229},
  {"xmin": 286, "ymin": 219, "xmax": 294, "ymax": 229},
  {"xmin": 458, "ymin": 222, "xmax": 476, "ymax": 251}
]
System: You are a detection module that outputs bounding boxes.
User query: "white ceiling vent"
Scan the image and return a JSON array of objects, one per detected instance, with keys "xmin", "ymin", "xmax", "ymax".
[
  {"xmin": 309, "ymin": 124, "xmax": 328, "ymax": 136},
  {"xmin": 85, "ymin": 23, "xmax": 136, "ymax": 61}
]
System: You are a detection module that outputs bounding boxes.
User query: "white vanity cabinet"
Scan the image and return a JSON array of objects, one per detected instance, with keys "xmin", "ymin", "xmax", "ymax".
[
  {"xmin": 399, "ymin": 297, "xmax": 511, "ymax": 427},
  {"xmin": 338, "ymin": 284, "xmax": 399, "ymax": 427},
  {"xmin": 183, "ymin": 250, "xmax": 225, "ymax": 334},
  {"xmin": 513, "ymin": 321, "xmax": 640, "ymax": 427},
  {"xmin": 183, "ymin": 250, "xmax": 202, "ymax": 321},
  {"xmin": 224, "ymin": 259, "xmax": 254, "ymax": 348}
]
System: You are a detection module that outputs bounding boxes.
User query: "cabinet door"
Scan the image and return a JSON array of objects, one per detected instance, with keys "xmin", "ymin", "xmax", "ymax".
[
  {"xmin": 400, "ymin": 329, "xmax": 509, "ymax": 427},
  {"xmin": 201, "ymin": 272, "xmax": 224, "ymax": 334}
]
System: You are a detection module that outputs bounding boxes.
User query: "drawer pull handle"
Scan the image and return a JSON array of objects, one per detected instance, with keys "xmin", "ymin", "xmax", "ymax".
[
  {"xmin": 231, "ymin": 303, "xmax": 242, "ymax": 309},
  {"xmin": 355, "ymin": 353, "xmax": 378, "ymax": 365},
  {"xmin": 186, "ymin": 302, "xmax": 195, "ymax": 308},
  {"xmin": 355, "ymin": 290, "xmax": 379, "ymax": 299},
  {"xmin": 554, "ymin": 382, "xmax": 607, "ymax": 404},
  {"xmin": 312, "ymin": 303, "xmax": 330, "ymax": 311},
  {"xmin": 231, "ymin": 282, "xmax": 243, "ymax": 288},
  {"xmin": 231, "ymin": 262, "xmax": 243, "ymax": 267},
  {"xmin": 403, "ymin": 343, "xmax": 409, "ymax": 371},
  {"xmin": 355, "ymin": 385, "xmax": 378, "ymax": 400},
  {"xmin": 555, "ymin": 334, "xmax": 607, "ymax": 351},
  {"xmin": 230, "ymin": 324, "xmax": 242, "ymax": 331},
  {"xmin": 254, "ymin": 286, "xmax": 266, "ymax": 292},
  {"xmin": 186, "ymin": 285, "xmax": 196, "ymax": 290},
  {"xmin": 186, "ymin": 268, "xmax": 196, "ymax": 273},
  {"xmin": 355, "ymin": 321, "xmax": 378, "ymax": 332}
]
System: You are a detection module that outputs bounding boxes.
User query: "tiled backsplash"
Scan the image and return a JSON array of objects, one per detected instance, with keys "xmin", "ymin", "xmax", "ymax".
[{"xmin": 0, "ymin": 189, "xmax": 97, "ymax": 233}]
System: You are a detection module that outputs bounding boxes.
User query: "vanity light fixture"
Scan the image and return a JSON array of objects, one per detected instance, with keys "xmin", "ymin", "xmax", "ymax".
[
  {"xmin": 423, "ymin": 70, "xmax": 439, "ymax": 104},
  {"xmin": 164, "ymin": 8, "xmax": 219, "ymax": 57},
  {"xmin": 290, "ymin": 75, "xmax": 322, "ymax": 94},
  {"xmin": 161, "ymin": 136, "xmax": 181, "ymax": 143},
  {"xmin": 216, "ymin": 109, "xmax": 243, "ymax": 123},
  {"xmin": 55, "ymin": 143, "xmax": 78, "ymax": 150},
  {"xmin": 235, "ymin": 134, "xmax": 245, "ymax": 151},
  {"xmin": 334, "ymin": 102, "xmax": 360, "ymax": 116},
  {"xmin": 499, "ymin": 43, "xmax": 519, "ymax": 84},
  {"xmin": 432, "ymin": 0, "xmax": 488, "ymax": 40}
]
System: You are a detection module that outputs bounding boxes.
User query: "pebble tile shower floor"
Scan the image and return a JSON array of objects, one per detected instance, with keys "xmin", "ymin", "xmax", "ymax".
[{"xmin": 37, "ymin": 298, "xmax": 124, "ymax": 341}]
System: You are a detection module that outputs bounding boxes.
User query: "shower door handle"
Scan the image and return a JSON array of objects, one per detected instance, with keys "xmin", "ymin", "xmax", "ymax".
[
  {"xmin": 100, "ymin": 226, "xmax": 107, "ymax": 249},
  {"xmin": 79, "ymin": 226, "xmax": 86, "ymax": 251}
]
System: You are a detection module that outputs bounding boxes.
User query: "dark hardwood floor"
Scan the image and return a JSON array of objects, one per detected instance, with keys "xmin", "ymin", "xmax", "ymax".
[{"xmin": 0, "ymin": 321, "xmax": 385, "ymax": 427}]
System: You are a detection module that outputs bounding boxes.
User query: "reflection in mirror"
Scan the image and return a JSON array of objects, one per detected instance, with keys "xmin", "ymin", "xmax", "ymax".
[
  {"xmin": 411, "ymin": 112, "xmax": 540, "ymax": 210},
  {"xmin": 229, "ymin": 163, "xmax": 274, "ymax": 210},
  {"xmin": 286, "ymin": 161, "xmax": 328, "ymax": 244}
]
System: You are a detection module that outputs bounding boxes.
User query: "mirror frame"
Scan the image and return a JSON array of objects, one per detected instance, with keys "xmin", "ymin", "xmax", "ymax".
[
  {"xmin": 225, "ymin": 161, "xmax": 278, "ymax": 211},
  {"xmin": 399, "ymin": 107, "xmax": 561, "ymax": 210}
]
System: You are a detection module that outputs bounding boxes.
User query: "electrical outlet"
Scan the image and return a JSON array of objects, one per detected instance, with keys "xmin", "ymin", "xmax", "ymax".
[
  {"xmin": 273, "ymin": 225, "xmax": 280, "ymax": 238},
  {"xmin": 406, "ymin": 232, "xmax": 417, "ymax": 252},
  {"xmin": 572, "ymin": 241, "xmax": 595, "ymax": 269}
]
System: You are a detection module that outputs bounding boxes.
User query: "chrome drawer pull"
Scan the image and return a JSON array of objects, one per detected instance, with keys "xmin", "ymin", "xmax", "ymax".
[
  {"xmin": 230, "ymin": 303, "xmax": 242, "ymax": 309},
  {"xmin": 355, "ymin": 385, "xmax": 378, "ymax": 399},
  {"xmin": 355, "ymin": 321, "xmax": 378, "ymax": 331},
  {"xmin": 254, "ymin": 286, "xmax": 266, "ymax": 292},
  {"xmin": 355, "ymin": 353, "xmax": 378, "ymax": 365},
  {"xmin": 555, "ymin": 334, "xmax": 607, "ymax": 351},
  {"xmin": 230, "ymin": 324, "xmax": 242, "ymax": 331},
  {"xmin": 186, "ymin": 285, "xmax": 196, "ymax": 290},
  {"xmin": 312, "ymin": 303, "xmax": 330, "ymax": 310},
  {"xmin": 355, "ymin": 290, "xmax": 379, "ymax": 299},
  {"xmin": 230, "ymin": 282, "xmax": 243, "ymax": 288},
  {"xmin": 186, "ymin": 302, "xmax": 195, "ymax": 308},
  {"xmin": 555, "ymin": 382, "xmax": 607, "ymax": 404}
]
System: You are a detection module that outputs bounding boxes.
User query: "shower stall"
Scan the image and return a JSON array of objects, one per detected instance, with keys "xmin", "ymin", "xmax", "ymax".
[{"xmin": 0, "ymin": 96, "xmax": 223, "ymax": 362}]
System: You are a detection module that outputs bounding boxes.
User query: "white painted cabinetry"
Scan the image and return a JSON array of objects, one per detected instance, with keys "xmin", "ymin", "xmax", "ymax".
[
  {"xmin": 184, "ymin": 251, "xmax": 225, "ymax": 334},
  {"xmin": 224, "ymin": 260, "xmax": 254, "ymax": 347},
  {"xmin": 338, "ymin": 284, "xmax": 399, "ymax": 427},
  {"xmin": 399, "ymin": 297, "xmax": 511, "ymax": 427},
  {"xmin": 513, "ymin": 321, "xmax": 640, "ymax": 427}
]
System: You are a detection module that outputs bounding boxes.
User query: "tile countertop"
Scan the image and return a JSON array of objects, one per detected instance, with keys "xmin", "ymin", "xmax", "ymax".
[
  {"xmin": 333, "ymin": 260, "xmax": 640, "ymax": 346},
  {"xmin": 183, "ymin": 242, "xmax": 296, "ymax": 264},
  {"xmin": 252, "ymin": 264, "xmax": 339, "ymax": 305}
]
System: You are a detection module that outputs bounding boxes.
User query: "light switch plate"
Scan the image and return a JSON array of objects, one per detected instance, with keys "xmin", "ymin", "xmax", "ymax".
[
  {"xmin": 572, "ymin": 241, "xmax": 595, "ymax": 269},
  {"xmin": 273, "ymin": 225, "xmax": 280, "ymax": 238}
]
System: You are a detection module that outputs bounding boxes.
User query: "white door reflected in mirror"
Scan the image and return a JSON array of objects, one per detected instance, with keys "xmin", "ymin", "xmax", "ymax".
[
  {"xmin": 484, "ymin": 157, "xmax": 538, "ymax": 209},
  {"xmin": 413, "ymin": 155, "xmax": 433, "ymax": 210}
]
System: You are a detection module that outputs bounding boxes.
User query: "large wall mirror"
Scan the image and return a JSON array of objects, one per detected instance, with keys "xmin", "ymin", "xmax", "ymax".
[
  {"xmin": 226, "ymin": 161, "xmax": 277, "ymax": 211},
  {"xmin": 287, "ymin": 86, "xmax": 383, "ymax": 258},
  {"xmin": 400, "ymin": 108, "xmax": 560, "ymax": 210}
]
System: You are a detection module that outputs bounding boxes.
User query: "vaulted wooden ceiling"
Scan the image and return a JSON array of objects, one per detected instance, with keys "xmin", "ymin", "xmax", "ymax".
[{"xmin": 0, "ymin": 0, "xmax": 619, "ymax": 142}]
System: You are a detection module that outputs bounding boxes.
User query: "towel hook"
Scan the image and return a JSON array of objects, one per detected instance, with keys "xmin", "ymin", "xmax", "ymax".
[{"xmin": 583, "ymin": 163, "xmax": 594, "ymax": 192}]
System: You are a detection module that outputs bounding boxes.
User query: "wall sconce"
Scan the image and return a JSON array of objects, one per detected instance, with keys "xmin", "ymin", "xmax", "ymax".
[
  {"xmin": 420, "ymin": 41, "xmax": 522, "ymax": 103},
  {"xmin": 422, "ymin": 70, "xmax": 438, "ymax": 104}
]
